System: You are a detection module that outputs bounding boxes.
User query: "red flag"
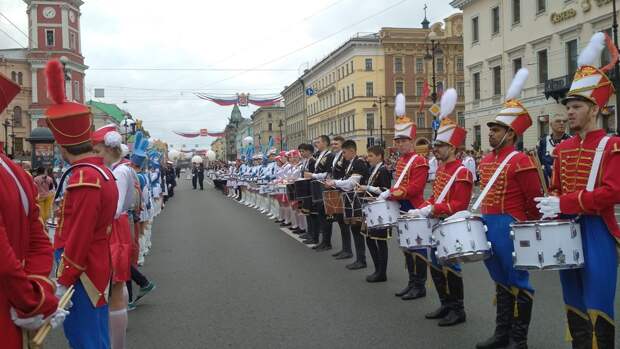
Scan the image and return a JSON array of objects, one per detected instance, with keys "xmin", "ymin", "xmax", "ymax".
[{"xmin": 418, "ymin": 79, "xmax": 430, "ymax": 112}]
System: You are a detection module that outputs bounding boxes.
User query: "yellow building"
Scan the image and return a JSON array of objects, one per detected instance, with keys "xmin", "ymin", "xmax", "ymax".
[
  {"xmin": 251, "ymin": 105, "xmax": 285, "ymax": 152},
  {"xmin": 303, "ymin": 33, "xmax": 387, "ymax": 154},
  {"xmin": 210, "ymin": 137, "xmax": 225, "ymax": 160}
]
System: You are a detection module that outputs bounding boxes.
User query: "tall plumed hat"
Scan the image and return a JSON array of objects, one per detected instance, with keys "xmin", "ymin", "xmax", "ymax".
[
  {"xmin": 434, "ymin": 88, "xmax": 466, "ymax": 148},
  {"xmin": 393, "ymin": 93, "xmax": 416, "ymax": 139},
  {"xmin": 487, "ymin": 68, "xmax": 532, "ymax": 136}
]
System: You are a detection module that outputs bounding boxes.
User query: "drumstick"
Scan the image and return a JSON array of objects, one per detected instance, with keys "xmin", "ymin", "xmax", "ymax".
[
  {"xmin": 529, "ymin": 151, "xmax": 548, "ymax": 196},
  {"xmin": 31, "ymin": 285, "xmax": 75, "ymax": 348}
]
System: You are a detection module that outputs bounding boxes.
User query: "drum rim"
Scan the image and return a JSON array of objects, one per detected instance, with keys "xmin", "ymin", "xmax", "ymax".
[
  {"xmin": 438, "ymin": 214, "xmax": 484, "ymax": 225},
  {"xmin": 509, "ymin": 219, "xmax": 577, "ymax": 227},
  {"xmin": 397, "ymin": 216, "xmax": 440, "ymax": 223}
]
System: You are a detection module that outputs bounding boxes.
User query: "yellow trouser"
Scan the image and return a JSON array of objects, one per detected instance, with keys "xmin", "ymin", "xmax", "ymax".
[{"xmin": 38, "ymin": 195, "xmax": 53, "ymax": 223}]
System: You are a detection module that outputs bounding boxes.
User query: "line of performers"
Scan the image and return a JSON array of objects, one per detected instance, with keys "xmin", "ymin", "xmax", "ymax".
[
  {"xmin": 2, "ymin": 59, "xmax": 162, "ymax": 349},
  {"xmin": 213, "ymin": 32, "xmax": 620, "ymax": 349}
]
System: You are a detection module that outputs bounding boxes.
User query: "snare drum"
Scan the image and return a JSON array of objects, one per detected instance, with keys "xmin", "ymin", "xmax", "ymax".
[
  {"xmin": 397, "ymin": 216, "xmax": 439, "ymax": 249},
  {"xmin": 294, "ymin": 179, "xmax": 312, "ymax": 199},
  {"xmin": 433, "ymin": 215, "xmax": 491, "ymax": 263},
  {"xmin": 286, "ymin": 183, "xmax": 296, "ymax": 201},
  {"xmin": 342, "ymin": 191, "xmax": 363, "ymax": 224},
  {"xmin": 362, "ymin": 200, "xmax": 400, "ymax": 229},
  {"xmin": 323, "ymin": 190, "xmax": 344, "ymax": 215},
  {"xmin": 311, "ymin": 180, "xmax": 325, "ymax": 203},
  {"xmin": 510, "ymin": 219, "xmax": 583, "ymax": 271}
]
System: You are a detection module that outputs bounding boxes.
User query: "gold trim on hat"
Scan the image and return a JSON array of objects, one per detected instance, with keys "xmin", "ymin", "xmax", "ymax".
[{"xmin": 47, "ymin": 117, "xmax": 92, "ymax": 139}]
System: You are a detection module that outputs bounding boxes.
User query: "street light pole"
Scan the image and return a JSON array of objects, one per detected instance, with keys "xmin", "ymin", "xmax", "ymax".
[
  {"xmin": 425, "ymin": 32, "xmax": 441, "ymax": 140},
  {"xmin": 278, "ymin": 120, "xmax": 284, "ymax": 150},
  {"xmin": 372, "ymin": 96, "xmax": 385, "ymax": 147},
  {"xmin": 2, "ymin": 119, "xmax": 8, "ymax": 154}
]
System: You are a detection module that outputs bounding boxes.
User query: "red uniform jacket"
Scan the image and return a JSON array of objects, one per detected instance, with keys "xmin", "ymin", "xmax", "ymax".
[
  {"xmin": 421, "ymin": 159, "xmax": 473, "ymax": 217},
  {"xmin": 54, "ymin": 156, "xmax": 118, "ymax": 307},
  {"xmin": 550, "ymin": 129, "xmax": 620, "ymax": 239},
  {"xmin": 478, "ymin": 145, "xmax": 542, "ymax": 221},
  {"xmin": 389, "ymin": 152, "xmax": 429, "ymax": 208},
  {"xmin": 0, "ymin": 152, "xmax": 58, "ymax": 349}
]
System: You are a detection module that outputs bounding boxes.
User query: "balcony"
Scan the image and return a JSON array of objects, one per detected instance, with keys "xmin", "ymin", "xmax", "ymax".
[{"xmin": 544, "ymin": 75, "xmax": 571, "ymax": 103}]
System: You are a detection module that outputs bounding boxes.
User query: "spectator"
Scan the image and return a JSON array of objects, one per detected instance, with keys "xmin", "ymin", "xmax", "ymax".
[
  {"xmin": 33, "ymin": 166, "xmax": 54, "ymax": 223},
  {"xmin": 537, "ymin": 114, "xmax": 570, "ymax": 183}
]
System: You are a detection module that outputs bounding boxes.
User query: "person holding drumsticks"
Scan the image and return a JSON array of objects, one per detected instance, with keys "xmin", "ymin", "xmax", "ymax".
[
  {"xmin": 407, "ymin": 89, "xmax": 473, "ymax": 327},
  {"xmin": 357, "ymin": 145, "xmax": 392, "ymax": 282},
  {"xmin": 377, "ymin": 93, "xmax": 430, "ymax": 301},
  {"xmin": 535, "ymin": 32, "xmax": 620, "ymax": 348},
  {"xmin": 475, "ymin": 68, "xmax": 543, "ymax": 349}
]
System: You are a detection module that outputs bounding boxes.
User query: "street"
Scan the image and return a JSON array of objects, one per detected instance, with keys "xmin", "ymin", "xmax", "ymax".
[{"xmin": 47, "ymin": 180, "xmax": 620, "ymax": 348}]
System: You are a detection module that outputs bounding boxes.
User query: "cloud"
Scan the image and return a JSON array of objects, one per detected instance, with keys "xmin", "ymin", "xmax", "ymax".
[{"xmin": 0, "ymin": 0, "xmax": 458, "ymax": 149}]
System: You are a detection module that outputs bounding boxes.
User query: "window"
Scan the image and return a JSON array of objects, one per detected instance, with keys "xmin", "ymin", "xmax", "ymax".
[
  {"xmin": 350, "ymin": 61, "xmax": 354, "ymax": 73},
  {"xmin": 394, "ymin": 57, "xmax": 403, "ymax": 73},
  {"xmin": 513, "ymin": 58, "xmax": 522, "ymax": 75},
  {"xmin": 395, "ymin": 81, "xmax": 404, "ymax": 95},
  {"xmin": 366, "ymin": 113, "xmax": 375, "ymax": 131},
  {"xmin": 70, "ymin": 32, "xmax": 77, "ymax": 50},
  {"xmin": 12, "ymin": 106, "xmax": 22, "ymax": 127},
  {"xmin": 436, "ymin": 57, "xmax": 444, "ymax": 73},
  {"xmin": 11, "ymin": 71, "xmax": 16, "ymax": 82},
  {"xmin": 473, "ymin": 72, "xmax": 481, "ymax": 101},
  {"xmin": 537, "ymin": 49, "xmax": 548, "ymax": 83},
  {"xmin": 339, "ymin": 90, "xmax": 342, "ymax": 103},
  {"xmin": 17, "ymin": 72, "xmax": 22, "ymax": 86},
  {"xmin": 417, "ymin": 112, "xmax": 426, "ymax": 128},
  {"xmin": 437, "ymin": 81, "xmax": 444, "ymax": 95},
  {"xmin": 14, "ymin": 138, "xmax": 23, "ymax": 154},
  {"xmin": 456, "ymin": 56, "xmax": 464, "ymax": 72},
  {"xmin": 472, "ymin": 17, "xmax": 479, "ymax": 43},
  {"xmin": 512, "ymin": 0, "xmax": 520, "ymax": 25},
  {"xmin": 366, "ymin": 82, "xmax": 374, "ymax": 97},
  {"xmin": 346, "ymin": 86, "xmax": 350, "ymax": 100},
  {"xmin": 45, "ymin": 29, "xmax": 54, "ymax": 46},
  {"xmin": 351, "ymin": 84, "xmax": 354, "ymax": 97},
  {"xmin": 457, "ymin": 81, "xmax": 465, "ymax": 97},
  {"xmin": 566, "ymin": 39, "xmax": 578, "ymax": 77},
  {"xmin": 416, "ymin": 57, "xmax": 424, "ymax": 73},
  {"xmin": 457, "ymin": 112, "xmax": 465, "ymax": 127},
  {"xmin": 492, "ymin": 66, "xmax": 502, "ymax": 96},
  {"xmin": 416, "ymin": 80, "xmax": 424, "ymax": 96},
  {"xmin": 492, "ymin": 7, "xmax": 500, "ymax": 35},
  {"xmin": 365, "ymin": 58, "xmax": 373, "ymax": 71},
  {"xmin": 268, "ymin": 123, "xmax": 272, "ymax": 131},
  {"xmin": 536, "ymin": 0, "xmax": 546, "ymax": 14},
  {"xmin": 474, "ymin": 125, "xmax": 481, "ymax": 150}
]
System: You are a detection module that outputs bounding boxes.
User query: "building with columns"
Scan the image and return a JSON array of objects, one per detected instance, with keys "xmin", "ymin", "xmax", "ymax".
[
  {"xmin": 281, "ymin": 79, "xmax": 307, "ymax": 149},
  {"xmin": 0, "ymin": 50, "xmax": 33, "ymax": 156},
  {"xmin": 451, "ymin": 0, "xmax": 618, "ymax": 151}
]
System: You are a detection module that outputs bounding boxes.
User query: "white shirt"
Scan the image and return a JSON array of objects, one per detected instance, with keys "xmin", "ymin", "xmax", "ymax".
[
  {"xmin": 334, "ymin": 157, "xmax": 361, "ymax": 192},
  {"xmin": 462, "ymin": 156, "xmax": 477, "ymax": 182},
  {"xmin": 112, "ymin": 161, "xmax": 136, "ymax": 218}
]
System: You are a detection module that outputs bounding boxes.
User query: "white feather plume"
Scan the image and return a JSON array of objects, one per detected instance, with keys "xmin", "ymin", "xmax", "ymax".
[
  {"xmin": 578, "ymin": 32, "xmax": 606, "ymax": 67},
  {"xmin": 438, "ymin": 88, "xmax": 457, "ymax": 120},
  {"xmin": 506, "ymin": 68, "xmax": 529, "ymax": 101},
  {"xmin": 104, "ymin": 131, "xmax": 122, "ymax": 148},
  {"xmin": 395, "ymin": 93, "xmax": 406, "ymax": 117},
  {"xmin": 121, "ymin": 144, "xmax": 130, "ymax": 158}
]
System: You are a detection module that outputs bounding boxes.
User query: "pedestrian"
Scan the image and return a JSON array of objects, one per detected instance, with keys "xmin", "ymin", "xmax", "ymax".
[
  {"xmin": 198, "ymin": 162, "xmax": 205, "ymax": 190},
  {"xmin": 165, "ymin": 162, "xmax": 177, "ymax": 198},
  {"xmin": 33, "ymin": 166, "xmax": 54, "ymax": 223},
  {"xmin": 537, "ymin": 113, "xmax": 570, "ymax": 184}
]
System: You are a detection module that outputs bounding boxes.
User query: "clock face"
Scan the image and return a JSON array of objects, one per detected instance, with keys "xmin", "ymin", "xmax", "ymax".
[
  {"xmin": 69, "ymin": 11, "xmax": 76, "ymax": 23},
  {"xmin": 42, "ymin": 6, "xmax": 56, "ymax": 19}
]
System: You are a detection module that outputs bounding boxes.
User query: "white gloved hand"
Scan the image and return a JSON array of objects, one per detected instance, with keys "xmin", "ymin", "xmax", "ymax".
[
  {"xmin": 54, "ymin": 282, "xmax": 72, "ymax": 309},
  {"xmin": 378, "ymin": 190, "xmax": 391, "ymax": 201},
  {"xmin": 446, "ymin": 210, "xmax": 472, "ymax": 221},
  {"xmin": 418, "ymin": 205, "xmax": 432, "ymax": 217},
  {"xmin": 534, "ymin": 196, "xmax": 560, "ymax": 219},
  {"xmin": 407, "ymin": 209, "xmax": 421, "ymax": 217},
  {"xmin": 49, "ymin": 308, "xmax": 70, "ymax": 329},
  {"xmin": 366, "ymin": 186, "xmax": 382, "ymax": 195},
  {"xmin": 10, "ymin": 308, "xmax": 45, "ymax": 330}
]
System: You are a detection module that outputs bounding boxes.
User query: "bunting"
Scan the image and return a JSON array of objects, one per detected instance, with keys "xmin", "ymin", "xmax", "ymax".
[
  {"xmin": 173, "ymin": 130, "xmax": 225, "ymax": 138},
  {"xmin": 194, "ymin": 92, "xmax": 282, "ymax": 107}
]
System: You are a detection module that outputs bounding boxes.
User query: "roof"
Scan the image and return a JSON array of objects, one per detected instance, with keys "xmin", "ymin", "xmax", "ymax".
[
  {"xmin": 0, "ymin": 49, "xmax": 27, "ymax": 60},
  {"xmin": 87, "ymin": 100, "xmax": 125, "ymax": 123}
]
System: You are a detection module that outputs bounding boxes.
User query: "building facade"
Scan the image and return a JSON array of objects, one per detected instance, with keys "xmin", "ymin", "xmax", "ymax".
[
  {"xmin": 0, "ymin": 50, "xmax": 33, "ymax": 157},
  {"xmin": 224, "ymin": 104, "xmax": 244, "ymax": 161},
  {"xmin": 251, "ymin": 105, "xmax": 285, "ymax": 152},
  {"xmin": 380, "ymin": 14, "xmax": 465, "ymax": 148},
  {"xmin": 210, "ymin": 137, "xmax": 225, "ymax": 160},
  {"xmin": 234, "ymin": 118, "xmax": 252, "ymax": 159},
  {"xmin": 451, "ymin": 0, "xmax": 618, "ymax": 151},
  {"xmin": 303, "ymin": 33, "xmax": 387, "ymax": 154},
  {"xmin": 282, "ymin": 79, "xmax": 307, "ymax": 149}
]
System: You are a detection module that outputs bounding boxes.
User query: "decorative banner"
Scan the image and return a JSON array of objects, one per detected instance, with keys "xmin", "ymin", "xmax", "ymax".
[
  {"xmin": 194, "ymin": 92, "xmax": 282, "ymax": 107},
  {"xmin": 199, "ymin": 128, "xmax": 208, "ymax": 136},
  {"xmin": 173, "ymin": 130, "xmax": 225, "ymax": 138}
]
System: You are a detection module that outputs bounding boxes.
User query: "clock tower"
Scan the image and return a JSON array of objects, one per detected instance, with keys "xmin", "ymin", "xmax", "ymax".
[{"xmin": 23, "ymin": 0, "xmax": 88, "ymax": 129}]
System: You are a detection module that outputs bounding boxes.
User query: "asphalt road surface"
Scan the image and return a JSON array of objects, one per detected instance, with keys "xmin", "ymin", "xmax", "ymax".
[{"xmin": 46, "ymin": 180, "xmax": 620, "ymax": 348}]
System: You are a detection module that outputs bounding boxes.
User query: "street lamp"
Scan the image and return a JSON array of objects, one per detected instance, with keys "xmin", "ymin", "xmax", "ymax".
[
  {"xmin": 372, "ymin": 96, "xmax": 386, "ymax": 147},
  {"xmin": 425, "ymin": 31, "xmax": 443, "ymax": 139},
  {"xmin": 2, "ymin": 118, "xmax": 10, "ymax": 154},
  {"xmin": 278, "ymin": 119, "xmax": 284, "ymax": 150}
]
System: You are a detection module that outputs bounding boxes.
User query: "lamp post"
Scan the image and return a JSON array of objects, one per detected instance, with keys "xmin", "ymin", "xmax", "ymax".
[
  {"xmin": 372, "ymin": 96, "xmax": 386, "ymax": 147},
  {"xmin": 425, "ymin": 31, "xmax": 443, "ymax": 140},
  {"xmin": 278, "ymin": 119, "xmax": 284, "ymax": 150},
  {"xmin": 2, "ymin": 118, "xmax": 9, "ymax": 154}
]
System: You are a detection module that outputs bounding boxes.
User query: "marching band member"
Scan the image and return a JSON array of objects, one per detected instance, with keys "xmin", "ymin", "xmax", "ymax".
[
  {"xmin": 275, "ymin": 152, "xmax": 292, "ymax": 225},
  {"xmin": 285, "ymin": 150, "xmax": 305, "ymax": 233},
  {"xmin": 45, "ymin": 59, "xmax": 119, "ymax": 348},
  {"xmin": 325, "ymin": 140, "xmax": 369, "ymax": 270},
  {"xmin": 91, "ymin": 124, "xmax": 136, "ymax": 349},
  {"xmin": 298, "ymin": 143, "xmax": 316, "ymax": 240},
  {"xmin": 267, "ymin": 155, "xmax": 286, "ymax": 220},
  {"xmin": 475, "ymin": 68, "xmax": 542, "ymax": 349},
  {"xmin": 378, "ymin": 93, "xmax": 429, "ymax": 301},
  {"xmin": 535, "ymin": 32, "xmax": 620, "ymax": 348},
  {"xmin": 1, "ymin": 72, "xmax": 66, "ymax": 349},
  {"xmin": 358, "ymin": 145, "xmax": 392, "ymax": 282},
  {"xmin": 303, "ymin": 135, "xmax": 334, "ymax": 248},
  {"xmin": 409, "ymin": 89, "xmax": 472, "ymax": 327}
]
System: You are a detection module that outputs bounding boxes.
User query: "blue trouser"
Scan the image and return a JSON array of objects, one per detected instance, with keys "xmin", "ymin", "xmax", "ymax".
[
  {"xmin": 55, "ymin": 250, "xmax": 110, "ymax": 349},
  {"xmin": 560, "ymin": 215, "xmax": 617, "ymax": 319},
  {"xmin": 482, "ymin": 214, "xmax": 533, "ymax": 293}
]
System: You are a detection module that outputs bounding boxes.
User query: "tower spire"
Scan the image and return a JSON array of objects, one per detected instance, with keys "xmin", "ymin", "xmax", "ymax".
[{"xmin": 421, "ymin": 3, "xmax": 430, "ymax": 29}]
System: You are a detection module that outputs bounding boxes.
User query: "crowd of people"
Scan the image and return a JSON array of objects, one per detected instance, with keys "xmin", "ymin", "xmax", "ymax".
[
  {"xmin": 208, "ymin": 33, "xmax": 620, "ymax": 349},
  {"xmin": 1, "ymin": 59, "xmax": 178, "ymax": 349}
]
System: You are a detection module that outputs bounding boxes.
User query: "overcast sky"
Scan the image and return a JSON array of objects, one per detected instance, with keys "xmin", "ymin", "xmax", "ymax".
[{"xmin": 0, "ymin": 0, "xmax": 458, "ymax": 149}]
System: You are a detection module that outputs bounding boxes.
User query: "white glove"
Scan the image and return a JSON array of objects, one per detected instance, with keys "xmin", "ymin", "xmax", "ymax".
[
  {"xmin": 378, "ymin": 190, "xmax": 391, "ymax": 201},
  {"xmin": 446, "ymin": 210, "xmax": 472, "ymax": 221},
  {"xmin": 407, "ymin": 209, "xmax": 421, "ymax": 217},
  {"xmin": 534, "ymin": 196, "xmax": 560, "ymax": 219},
  {"xmin": 418, "ymin": 205, "xmax": 432, "ymax": 217},
  {"xmin": 10, "ymin": 308, "xmax": 45, "ymax": 330},
  {"xmin": 54, "ymin": 282, "xmax": 73, "ymax": 309},
  {"xmin": 366, "ymin": 186, "xmax": 382, "ymax": 195},
  {"xmin": 49, "ymin": 308, "xmax": 70, "ymax": 329}
]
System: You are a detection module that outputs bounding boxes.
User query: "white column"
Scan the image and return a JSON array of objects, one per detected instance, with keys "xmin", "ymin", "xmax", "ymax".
[
  {"xmin": 61, "ymin": 5, "xmax": 69, "ymax": 49},
  {"xmin": 31, "ymin": 68, "xmax": 38, "ymax": 104},
  {"xmin": 29, "ymin": 5, "xmax": 38, "ymax": 49},
  {"xmin": 65, "ymin": 79, "xmax": 72, "ymax": 101}
]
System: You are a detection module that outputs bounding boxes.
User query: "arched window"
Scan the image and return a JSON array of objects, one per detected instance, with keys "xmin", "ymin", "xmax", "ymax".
[
  {"xmin": 13, "ymin": 106, "xmax": 22, "ymax": 127},
  {"xmin": 17, "ymin": 72, "xmax": 23, "ymax": 85}
]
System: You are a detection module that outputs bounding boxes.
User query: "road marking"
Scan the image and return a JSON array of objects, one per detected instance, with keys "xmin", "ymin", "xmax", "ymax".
[{"xmin": 279, "ymin": 227, "xmax": 316, "ymax": 248}]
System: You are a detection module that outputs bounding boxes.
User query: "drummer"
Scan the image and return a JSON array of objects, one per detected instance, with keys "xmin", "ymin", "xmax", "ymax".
[
  {"xmin": 535, "ymin": 32, "xmax": 620, "ymax": 348},
  {"xmin": 475, "ymin": 68, "xmax": 542, "ymax": 349},
  {"xmin": 407, "ymin": 88, "xmax": 472, "ymax": 327},
  {"xmin": 285, "ymin": 150, "xmax": 307, "ymax": 234},
  {"xmin": 298, "ymin": 143, "xmax": 317, "ymax": 241},
  {"xmin": 357, "ymin": 145, "xmax": 391, "ymax": 282},
  {"xmin": 377, "ymin": 93, "xmax": 430, "ymax": 301},
  {"xmin": 325, "ymin": 140, "xmax": 369, "ymax": 270}
]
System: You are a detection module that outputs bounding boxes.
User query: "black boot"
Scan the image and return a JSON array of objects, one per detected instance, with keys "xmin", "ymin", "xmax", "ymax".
[
  {"xmin": 566, "ymin": 308, "xmax": 592, "ymax": 349},
  {"xmin": 506, "ymin": 289, "xmax": 533, "ymax": 349},
  {"xmin": 395, "ymin": 252, "xmax": 415, "ymax": 297},
  {"xmin": 425, "ymin": 266, "xmax": 449, "ymax": 319},
  {"xmin": 395, "ymin": 282, "xmax": 414, "ymax": 297},
  {"xmin": 476, "ymin": 284, "xmax": 514, "ymax": 349},
  {"xmin": 592, "ymin": 312, "xmax": 615, "ymax": 349},
  {"xmin": 402, "ymin": 253, "xmax": 427, "ymax": 300},
  {"xmin": 438, "ymin": 270, "xmax": 466, "ymax": 327}
]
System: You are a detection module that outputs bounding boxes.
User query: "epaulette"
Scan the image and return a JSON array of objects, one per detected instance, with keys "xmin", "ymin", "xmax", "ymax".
[
  {"xmin": 66, "ymin": 168, "xmax": 102, "ymax": 189},
  {"xmin": 514, "ymin": 154, "xmax": 537, "ymax": 173},
  {"xmin": 455, "ymin": 167, "xmax": 474, "ymax": 183},
  {"xmin": 609, "ymin": 137, "xmax": 620, "ymax": 153}
]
